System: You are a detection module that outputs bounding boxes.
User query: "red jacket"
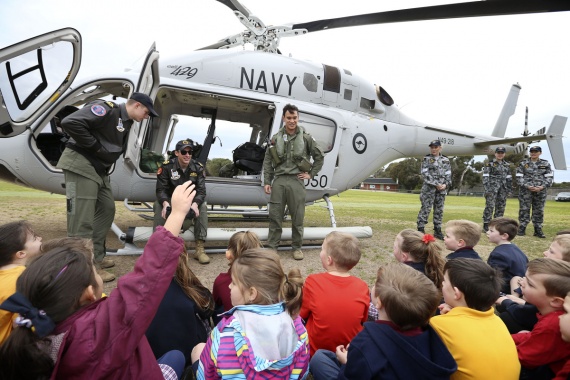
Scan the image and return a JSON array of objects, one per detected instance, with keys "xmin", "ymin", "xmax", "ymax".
[{"xmin": 49, "ymin": 227, "xmax": 183, "ymax": 379}]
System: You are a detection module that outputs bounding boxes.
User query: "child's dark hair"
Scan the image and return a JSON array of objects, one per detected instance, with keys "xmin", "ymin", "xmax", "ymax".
[
  {"xmin": 374, "ymin": 263, "xmax": 440, "ymax": 330},
  {"xmin": 0, "ymin": 220, "xmax": 36, "ymax": 267},
  {"xmin": 175, "ymin": 247, "xmax": 214, "ymax": 312},
  {"xmin": 527, "ymin": 258, "xmax": 570, "ymax": 298},
  {"xmin": 398, "ymin": 229, "xmax": 445, "ymax": 288},
  {"xmin": 231, "ymin": 248, "xmax": 303, "ymax": 316},
  {"xmin": 324, "ymin": 231, "xmax": 361, "ymax": 271},
  {"xmin": 444, "ymin": 258, "xmax": 501, "ymax": 311},
  {"xmin": 226, "ymin": 231, "xmax": 262, "ymax": 266},
  {"xmin": 489, "ymin": 217, "xmax": 518, "ymax": 241},
  {"xmin": 0, "ymin": 247, "xmax": 98, "ymax": 379}
]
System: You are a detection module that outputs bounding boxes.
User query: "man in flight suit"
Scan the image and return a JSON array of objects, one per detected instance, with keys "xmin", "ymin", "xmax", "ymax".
[
  {"xmin": 57, "ymin": 92, "xmax": 158, "ymax": 282},
  {"xmin": 482, "ymin": 146, "xmax": 513, "ymax": 232},
  {"xmin": 516, "ymin": 146, "xmax": 553, "ymax": 238},
  {"xmin": 154, "ymin": 140, "xmax": 210, "ymax": 264},
  {"xmin": 263, "ymin": 104, "xmax": 324, "ymax": 260},
  {"xmin": 416, "ymin": 140, "xmax": 452, "ymax": 240}
]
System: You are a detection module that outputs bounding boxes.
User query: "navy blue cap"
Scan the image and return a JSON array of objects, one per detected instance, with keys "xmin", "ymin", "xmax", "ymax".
[
  {"xmin": 130, "ymin": 92, "xmax": 158, "ymax": 117},
  {"xmin": 175, "ymin": 140, "xmax": 193, "ymax": 151},
  {"xmin": 429, "ymin": 140, "xmax": 442, "ymax": 147},
  {"xmin": 529, "ymin": 146, "xmax": 542, "ymax": 152},
  {"xmin": 495, "ymin": 146, "xmax": 506, "ymax": 153}
]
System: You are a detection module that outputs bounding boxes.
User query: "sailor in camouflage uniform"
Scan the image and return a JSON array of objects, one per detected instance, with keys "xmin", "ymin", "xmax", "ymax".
[
  {"xmin": 57, "ymin": 93, "xmax": 158, "ymax": 282},
  {"xmin": 482, "ymin": 146, "xmax": 513, "ymax": 232},
  {"xmin": 516, "ymin": 146, "xmax": 553, "ymax": 238},
  {"xmin": 417, "ymin": 140, "xmax": 452, "ymax": 240},
  {"xmin": 154, "ymin": 140, "xmax": 210, "ymax": 263}
]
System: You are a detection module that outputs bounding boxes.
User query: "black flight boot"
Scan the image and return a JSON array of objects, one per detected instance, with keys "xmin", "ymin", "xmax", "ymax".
[
  {"xmin": 483, "ymin": 223, "xmax": 489, "ymax": 233},
  {"xmin": 434, "ymin": 227, "xmax": 444, "ymax": 240},
  {"xmin": 517, "ymin": 225, "xmax": 526, "ymax": 236},
  {"xmin": 533, "ymin": 226, "xmax": 546, "ymax": 238}
]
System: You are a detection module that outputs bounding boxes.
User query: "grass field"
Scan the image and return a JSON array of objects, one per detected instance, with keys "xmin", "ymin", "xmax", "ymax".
[{"xmin": 1, "ymin": 180, "xmax": 567, "ymax": 288}]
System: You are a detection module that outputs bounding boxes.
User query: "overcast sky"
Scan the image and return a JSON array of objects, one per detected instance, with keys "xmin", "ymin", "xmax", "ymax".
[{"xmin": 1, "ymin": 0, "xmax": 569, "ymax": 181}]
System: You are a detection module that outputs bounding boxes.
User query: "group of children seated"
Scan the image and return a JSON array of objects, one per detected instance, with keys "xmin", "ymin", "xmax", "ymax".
[{"xmin": 1, "ymin": 180, "xmax": 570, "ymax": 379}]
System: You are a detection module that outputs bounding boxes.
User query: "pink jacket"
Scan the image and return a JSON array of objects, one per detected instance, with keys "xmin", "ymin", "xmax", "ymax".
[{"xmin": 49, "ymin": 227, "xmax": 183, "ymax": 379}]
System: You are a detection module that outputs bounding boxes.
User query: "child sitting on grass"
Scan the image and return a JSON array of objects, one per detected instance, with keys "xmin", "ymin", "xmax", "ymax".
[{"xmin": 443, "ymin": 220, "xmax": 482, "ymax": 260}]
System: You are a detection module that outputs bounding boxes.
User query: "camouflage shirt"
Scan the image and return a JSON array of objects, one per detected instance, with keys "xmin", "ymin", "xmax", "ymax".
[
  {"xmin": 420, "ymin": 154, "xmax": 452, "ymax": 188},
  {"xmin": 516, "ymin": 158, "xmax": 553, "ymax": 188},
  {"xmin": 483, "ymin": 159, "xmax": 512, "ymax": 193}
]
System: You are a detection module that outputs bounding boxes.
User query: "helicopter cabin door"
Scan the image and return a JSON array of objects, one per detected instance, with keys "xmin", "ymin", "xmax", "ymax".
[
  {"xmin": 123, "ymin": 43, "xmax": 160, "ymax": 169},
  {"xmin": 0, "ymin": 28, "xmax": 82, "ymax": 138}
]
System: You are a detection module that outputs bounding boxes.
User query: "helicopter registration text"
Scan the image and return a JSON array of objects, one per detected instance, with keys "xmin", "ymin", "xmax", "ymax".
[{"xmin": 240, "ymin": 68, "xmax": 297, "ymax": 96}]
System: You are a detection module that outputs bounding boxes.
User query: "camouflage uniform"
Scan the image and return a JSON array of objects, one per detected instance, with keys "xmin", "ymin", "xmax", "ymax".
[
  {"xmin": 263, "ymin": 125, "xmax": 324, "ymax": 251},
  {"xmin": 482, "ymin": 159, "xmax": 513, "ymax": 223},
  {"xmin": 516, "ymin": 157, "xmax": 553, "ymax": 230},
  {"xmin": 417, "ymin": 154, "xmax": 452, "ymax": 231}
]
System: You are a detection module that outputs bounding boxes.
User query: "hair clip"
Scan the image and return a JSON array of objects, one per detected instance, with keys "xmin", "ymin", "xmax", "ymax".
[{"xmin": 422, "ymin": 234, "xmax": 436, "ymax": 244}]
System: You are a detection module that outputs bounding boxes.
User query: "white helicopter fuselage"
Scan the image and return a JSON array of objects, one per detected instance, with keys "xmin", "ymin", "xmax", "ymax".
[{"xmin": 0, "ymin": 37, "xmax": 565, "ymax": 208}]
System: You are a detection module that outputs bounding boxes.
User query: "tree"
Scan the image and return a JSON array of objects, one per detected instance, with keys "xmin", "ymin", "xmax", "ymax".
[
  {"xmin": 448, "ymin": 156, "xmax": 482, "ymax": 192},
  {"xmin": 206, "ymin": 158, "xmax": 233, "ymax": 177},
  {"xmin": 386, "ymin": 158, "xmax": 422, "ymax": 190}
]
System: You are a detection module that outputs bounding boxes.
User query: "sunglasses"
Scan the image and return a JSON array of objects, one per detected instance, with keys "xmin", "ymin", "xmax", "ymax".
[
  {"xmin": 179, "ymin": 150, "xmax": 192, "ymax": 155},
  {"xmin": 529, "ymin": 150, "xmax": 540, "ymax": 153}
]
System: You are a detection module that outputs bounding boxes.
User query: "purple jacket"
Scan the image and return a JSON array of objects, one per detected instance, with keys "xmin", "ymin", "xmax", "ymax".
[{"xmin": 49, "ymin": 227, "xmax": 183, "ymax": 380}]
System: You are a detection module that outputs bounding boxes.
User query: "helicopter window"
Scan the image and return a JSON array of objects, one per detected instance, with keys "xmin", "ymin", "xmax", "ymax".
[
  {"xmin": 343, "ymin": 69, "xmax": 352, "ymax": 76},
  {"xmin": 322, "ymin": 65, "xmax": 340, "ymax": 93},
  {"xmin": 344, "ymin": 89, "xmax": 352, "ymax": 101},
  {"xmin": 376, "ymin": 85, "xmax": 394, "ymax": 106},
  {"xmin": 298, "ymin": 112, "xmax": 335, "ymax": 153},
  {"xmin": 0, "ymin": 42, "xmax": 74, "ymax": 122},
  {"xmin": 360, "ymin": 97, "xmax": 375, "ymax": 110},
  {"xmin": 303, "ymin": 73, "xmax": 318, "ymax": 93}
]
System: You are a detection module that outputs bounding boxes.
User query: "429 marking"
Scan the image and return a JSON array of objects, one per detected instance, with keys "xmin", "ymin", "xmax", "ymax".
[{"xmin": 437, "ymin": 137, "xmax": 454, "ymax": 145}]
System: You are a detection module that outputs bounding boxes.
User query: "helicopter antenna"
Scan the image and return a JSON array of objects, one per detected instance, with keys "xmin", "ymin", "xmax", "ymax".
[{"xmin": 522, "ymin": 106, "xmax": 530, "ymax": 136}]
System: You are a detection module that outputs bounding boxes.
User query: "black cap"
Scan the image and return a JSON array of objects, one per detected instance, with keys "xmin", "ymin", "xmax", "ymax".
[
  {"xmin": 495, "ymin": 146, "xmax": 506, "ymax": 153},
  {"xmin": 429, "ymin": 140, "xmax": 442, "ymax": 147},
  {"xmin": 130, "ymin": 92, "xmax": 158, "ymax": 117},
  {"xmin": 529, "ymin": 146, "xmax": 542, "ymax": 152},
  {"xmin": 175, "ymin": 140, "xmax": 193, "ymax": 152}
]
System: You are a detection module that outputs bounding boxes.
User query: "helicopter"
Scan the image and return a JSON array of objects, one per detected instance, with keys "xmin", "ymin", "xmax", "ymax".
[{"xmin": 0, "ymin": 0, "xmax": 568, "ymax": 251}]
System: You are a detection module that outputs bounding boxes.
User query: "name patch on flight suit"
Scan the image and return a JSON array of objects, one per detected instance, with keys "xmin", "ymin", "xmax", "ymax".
[
  {"xmin": 91, "ymin": 105, "xmax": 106, "ymax": 116},
  {"xmin": 170, "ymin": 169, "xmax": 180, "ymax": 180}
]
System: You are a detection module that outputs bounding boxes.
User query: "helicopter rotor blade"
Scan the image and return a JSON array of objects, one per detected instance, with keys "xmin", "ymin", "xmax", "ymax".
[
  {"xmin": 292, "ymin": 0, "xmax": 570, "ymax": 33},
  {"xmin": 215, "ymin": 0, "xmax": 251, "ymax": 18}
]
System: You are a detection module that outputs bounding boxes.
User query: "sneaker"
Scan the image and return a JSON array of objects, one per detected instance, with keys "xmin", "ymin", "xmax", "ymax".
[
  {"xmin": 292, "ymin": 250, "xmax": 304, "ymax": 260},
  {"xmin": 99, "ymin": 257, "xmax": 115, "ymax": 269},
  {"xmin": 96, "ymin": 268, "xmax": 115, "ymax": 283}
]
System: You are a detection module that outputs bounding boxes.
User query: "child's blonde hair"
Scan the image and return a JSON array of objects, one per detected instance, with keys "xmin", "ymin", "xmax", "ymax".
[
  {"xmin": 553, "ymin": 235, "xmax": 570, "ymax": 262},
  {"xmin": 231, "ymin": 248, "xmax": 303, "ymax": 316},
  {"xmin": 374, "ymin": 263, "xmax": 440, "ymax": 330},
  {"xmin": 324, "ymin": 231, "xmax": 361, "ymax": 270},
  {"xmin": 398, "ymin": 229, "xmax": 445, "ymax": 288},
  {"xmin": 226, "ymin": 231, "xmax": 262, "ymax": 265},
  {"xmin": 445, "ymin": 220, "xmax": 482, "ymax": 247}
]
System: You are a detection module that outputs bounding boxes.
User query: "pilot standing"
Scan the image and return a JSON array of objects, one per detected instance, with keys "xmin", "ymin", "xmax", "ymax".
[
  {"xmin": 416, "ymin": 140, "xmax": 452, "ymax": 240},
  {"xmin": 57, "ymin": 93, "xmax": 158, "ymax": 282},
  {"xmin": 482, "ymin": 146, "xmax": 513, "ymax": 232},
  {"xmin": 154, "ymin": 140, "xmax": 210, "ymax": 264},
  {"xmin": 516, "ymin": 146, "xmax": 553, "ymax": 238},
  {"xmin": 263, "ymin": 104, "xmax": 324, "ymax": 260}
]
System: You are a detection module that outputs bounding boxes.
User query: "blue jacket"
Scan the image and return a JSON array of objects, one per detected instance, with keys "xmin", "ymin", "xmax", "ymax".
[{"xmin": 337, "ymin": 321, "xmax": 456, "ymax": 379}]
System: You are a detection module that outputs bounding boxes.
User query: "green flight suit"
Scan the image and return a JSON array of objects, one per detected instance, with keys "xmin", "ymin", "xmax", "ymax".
[{"xmin": 263, "ymin": 125, "xmax": 324, "ymax": 250}]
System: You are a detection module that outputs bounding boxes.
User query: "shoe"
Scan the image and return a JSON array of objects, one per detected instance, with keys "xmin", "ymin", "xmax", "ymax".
[
  {"xmin": 417, "ymin": 226, "xmax": 425, "ymax": 233},
  {"xmin": 292, "ymin": 249, "xmax": 304, "ymax": 260},
  {"xmin": 96, "ymin": 268, "xmax": 115, "ymax": 283},
  {"xmin": 194, "ymin": 240, "xmax": 210, "ymax": 264},
  {"xmin": 533, "ymin": 226, "xmax": 546, "ymax": 238},
  {"xmin": 434, "ymin": 228, "xmax": 444, "ymax": 240},
  {"xmin": 483, "ymin": 223, "xmax": 489, "ymax": 233},
  {"xmin": 517, "ymin": 226, "xmax": 526, "ymax": 236},
  {"xmin": 99, "ymin": 257, "xmax": 115, "ymax": 269}
]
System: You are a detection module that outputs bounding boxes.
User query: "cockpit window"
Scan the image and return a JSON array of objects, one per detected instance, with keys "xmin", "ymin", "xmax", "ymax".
[{"xmin": 376, "ymin": 85, "xmax": 394, "ymax": 106}]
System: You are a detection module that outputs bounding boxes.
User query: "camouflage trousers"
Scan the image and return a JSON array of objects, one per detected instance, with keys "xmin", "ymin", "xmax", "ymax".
[
  {"xmin": 518, "ymin": 188, "xmax": 547, "ymax": 228},
  {"xmin": 417, "ymin": 185, "xmax": 446, "ymax": 229},
  {"xmin": 482, "ymin": 187, "xmax": 509, "ymax": 223}
]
